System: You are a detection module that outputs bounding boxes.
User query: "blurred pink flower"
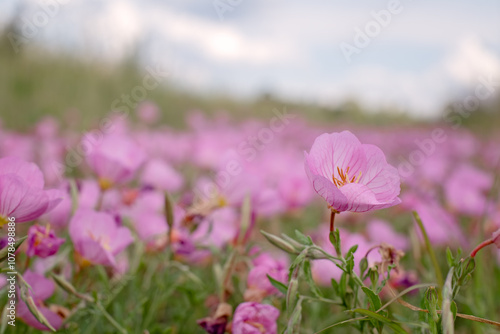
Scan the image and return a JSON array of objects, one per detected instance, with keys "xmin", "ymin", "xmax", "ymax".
[
  {"xmin": 84, "ymin": 134, "xmax": 147, "ymax": 190},
  {"xmin": 27, "ymin": 225, "xmax": 65, "ymax": 258},
  {"xmin": 17, "ymin": 270, "xmax": 63, "ymax": 331},
  {"xmin": 69, "ymin": 209, "xmax": 133, "ymax": 267},
  {"xmin": 305, "ymin": 131, "xmax": 401, "ymax": 213},
  {"xmin": 232, "ymin": 302, "xmax": 280, "ymax": 334},
  {"xmin": 403, "ymin": 192, "xmax": 466, "ymax": 247},
  {"xmin": 246, "ymin": 253, "xmax": 288, "ymax": 299},
  {"xmin": 125, "ymin": 190, "xmax": 168, "ymax": 242},
  {"xmin": 140, "ymin": 159, "xmax": 184, "ymax": 192},
  {"xmin": 0, "ymin": 157, "xmax": 62, "ymax": 226},
  {"xmin": 366, "ymin": 219, "xmax": 408, "ymax": 251},
  {"xmin": 445, "ymin": 164, "xmax": 492, "ymax": 216},
  {"xmin": 137, "ymin": 101, "xmax": 160, "ymax": 124}
]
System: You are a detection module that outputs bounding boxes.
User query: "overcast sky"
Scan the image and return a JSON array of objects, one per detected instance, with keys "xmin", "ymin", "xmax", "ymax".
[{"xmin": 1, "ymin": 0, "xmax": 500, "ymax": 118}]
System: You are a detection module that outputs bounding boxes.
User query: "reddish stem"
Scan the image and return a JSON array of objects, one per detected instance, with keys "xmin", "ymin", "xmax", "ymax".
[
  {"xmin": 470, "ymin": 238, "xmax": 494, "ymax": 258},
  {"xmin": 330, "ymin": 211, "xmax": 336, "ymax": 233}
]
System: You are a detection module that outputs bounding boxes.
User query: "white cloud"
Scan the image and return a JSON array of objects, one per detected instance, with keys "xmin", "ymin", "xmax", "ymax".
[{"xmin": 445, "ymin": 36, "xmax": 500, "ymax": 86}]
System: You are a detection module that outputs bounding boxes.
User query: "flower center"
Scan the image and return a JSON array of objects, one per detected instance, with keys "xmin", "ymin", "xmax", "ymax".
[
  {"xmin": 0, "ymin": 216, "xmax": 8, "ymax": 228},
  {"xmin": 98, "ymin": 178, "xmax": 113, "ymax": 191},
  {"xmin": 33, "ymin": 225, "xmax": 52, "ymax": 247},
  {"xmin": 245, "ymin": 320, "xmax": 266, "ymax": 333},
  {"xmin": 332, "ymin": 166, "xmax": 362, "ymax": 188}
]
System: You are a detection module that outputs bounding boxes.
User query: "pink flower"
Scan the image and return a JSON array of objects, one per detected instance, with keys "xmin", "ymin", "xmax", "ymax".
[
  {"xmin": 367, "ymin": 219, "xmax": 408, "ymax": 251},
  {"xmin": 445, "ymin": 164, "xmax": 492, "ymax": 216},
  {"xmin": 69, "ymin": 209, "xmax": 133, "ymax": 267},
  {"xmin": 84, "ymin": 134, "xmax": 147, "ymax": 190},
  {"xmin": 305, "ymin": 131, "xmax": 401, "ymax": 213},
  {"xmin": 246, "ymin": 253, "xmax": 288, "ymax": 299},
  {"xmin": 27, "ymin": 225, "xmax": 65, "ymax": 258},
  {"xmin": 137, "ymin": 101, "xmax": 160, "ymax": 124},
  {"xmin": 0, "ymin": 157, "xmax": 62, "ymax": 226},
  {"xmin": 232, "ymin": 302, "xmax": 280, "ymax": 334},
  {"xmin": 17, "ymin": 270, "xmax": 63, "ymax": 331},
  {"xmin": 140, "ymin": 159, "xmax": 184, "ymax": 192}
]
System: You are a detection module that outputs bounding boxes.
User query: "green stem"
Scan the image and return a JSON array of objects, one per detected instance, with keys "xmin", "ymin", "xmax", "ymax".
[
  {"xmin": 95, "ymin": 302, "xmax": 128, "ymax": 334},
  {"xmin": 413, "ymin": 211, "xmax": 444, "ymax": 289}
]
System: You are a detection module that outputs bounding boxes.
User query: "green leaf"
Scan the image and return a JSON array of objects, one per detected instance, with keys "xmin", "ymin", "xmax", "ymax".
[
  {"xmin": 303, "ymin": 260, "xmax": 324, "ymax": 298},
  {"xmin": 0, "ymin": 236, "xmax": 27, "ymax": 262},
  {"xmin": 446, "ymin": 247, "xmax": 454, "ymax": 267},
  {"xmin": 331, "ymin": 278, "xmax": 339, "ymax": 296},
  {"xmin": 347, "ymin": 245, "xmax": 358, "ymax": 257},
  {"xmin": 18, "ymin": 275, "xmax": 56, "ymax": 331},
  {"xmin": 339, "ymin": 272, "xmax": 348, "ymax": 298},
  {"xmin": 359, "ymin": 257, "xmax": 368, "ymax": 277},
  {"xmin": 361, "ymin": 287, "xmax": 382, "ymax": 311},
  {"xmin": 267, "ymin": 274, "xmax": 288, "ymax": 295},
  {"xmin": 294, "ymin": 230, "xmax": 313, "ymax": 246},
  {"xmin": 351, "ymin": 309, "xmax": 408, "ymax": 334}
]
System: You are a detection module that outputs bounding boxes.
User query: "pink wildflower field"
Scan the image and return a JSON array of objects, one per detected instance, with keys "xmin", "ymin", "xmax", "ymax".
[{"xmin": 1, "ymin": 4, "xmax": 500, "ymax": 333}]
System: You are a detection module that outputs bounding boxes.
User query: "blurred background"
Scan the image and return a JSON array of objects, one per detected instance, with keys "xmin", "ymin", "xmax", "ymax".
[{"xmin": 0, "ymin": 0, "xmax": 499, "ymax": 131}]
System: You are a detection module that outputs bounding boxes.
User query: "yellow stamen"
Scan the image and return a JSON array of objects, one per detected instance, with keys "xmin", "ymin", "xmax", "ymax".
[
  {"xmin": 0, "ymin": 216, "xmax": 9, "ymax": 228},
  {"xmin": 332, "ymin": 167, "xmax": 362, "ymax": 188},
  {"xmin": 98, "ymin": 178, "xmax": 113, "ymax": 191}
]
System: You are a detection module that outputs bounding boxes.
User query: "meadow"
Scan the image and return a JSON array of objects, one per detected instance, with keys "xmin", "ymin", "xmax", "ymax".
[{"xmin": 1, "ymin": 31, "xmax": 500, "ymax": 334}]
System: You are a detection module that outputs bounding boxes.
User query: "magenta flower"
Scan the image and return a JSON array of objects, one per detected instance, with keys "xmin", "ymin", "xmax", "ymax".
[
  {"xmin": 140, "ymin": 159, "xmax": 184, "ymax": 192},
  {"xmin": 69, "ymin": 209, "xmax": 133, "ymax": 267},
  {"xmin": 245, "ymin": 253, "xmax": 288, "ymax": 300},
  {"xmin": 305, "ymin": 131, "xmax": 401, "ymax": 213},
  {"xmin": 17, "ymin": 270, "xmax": 63, "ymax": 331},
  {"xmin": 0, "ymin": 157, "xmax": 62, "ymax": 226},
  {"xmin": 27, "ymin": 225, "xmax": 65, "ymax": 258},
  {"xmin": 232, "ymin": 302, "xmax": 280, "ymax": 334},
  {"xmin": 84, "ymin": 134, "xmax": 147, "ymax": 190},
  {"xmin": 445, "ymin": 164, "xmax": 492, "ymax": 216}
]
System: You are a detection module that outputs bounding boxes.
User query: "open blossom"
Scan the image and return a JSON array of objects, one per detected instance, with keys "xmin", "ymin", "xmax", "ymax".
[
  {"xmin": 17, "ymin": 270, "xmax": 64, "ymax": 331},
  {"xmin": 27, "ymin": 225, "xmax": 65, "ymax": 258},
  {"xmin": 232, "ymin": 302, "xmax": 280, "ymax": 334},
  {"xmin": 69, "ymin": 209, "xmax": 133, "ymax": 267},
  {"xmin": 304, "ymin": 131, "xmax": 401, "ymax": 213},
  {"xmin": 0, "ymin": 157, "xmax": 62, "ymax": 226},
  {"xmin": 84, "ymin": 134, "xmax": 147, "ymax": 190}
]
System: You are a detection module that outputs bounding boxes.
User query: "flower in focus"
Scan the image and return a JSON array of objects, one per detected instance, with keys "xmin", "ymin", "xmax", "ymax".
[
  {"xmin": 17, "ymin": 270, "xmax": 64, "ymax": 331},
  {"xmin": 69, "ymin": 209, "xmax": 133, "ymax": 267},
  {"xmin": 84, "ymin": 134, "xmax": 147, "ymax": 190},
  {"xmin": 27, "ymin": 224, "xmax": 65, "ymax": 258},
  {"xmin": 0, "ymin": 157, "xmax": 62, "ymax": 226},
  {"xmin": 304, "ymin": 131, "xmax": 401, "ymax": 213},
  {"xmin": 232, "ymin": 302, "xmax": 280, "ymax": 334}
]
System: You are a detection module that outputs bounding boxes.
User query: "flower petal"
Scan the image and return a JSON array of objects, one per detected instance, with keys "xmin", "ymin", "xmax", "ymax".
[
  {"xmin": 305, "ymin": 161, "xmax": 348, "ymax": 211},
  {"xmin": 340, "ymin": 183, "xmax": 400, "ymax": 213},
  {"xmin": 359, "ymin": 144, "xmax": 401, "ymax": 202}
]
